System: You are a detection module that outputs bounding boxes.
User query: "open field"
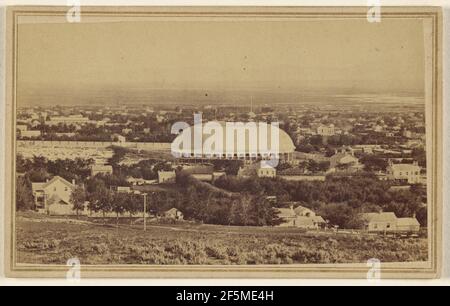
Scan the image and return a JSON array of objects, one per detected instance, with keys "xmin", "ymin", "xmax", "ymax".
[{"xmin": 16, "ymin": 213, "xmax": 428, "ymax": 265}]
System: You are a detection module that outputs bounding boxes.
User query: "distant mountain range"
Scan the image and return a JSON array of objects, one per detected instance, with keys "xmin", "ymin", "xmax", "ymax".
[{"xmin": 18, "ymin": 86, "xmax": 424, "ymax": 107}]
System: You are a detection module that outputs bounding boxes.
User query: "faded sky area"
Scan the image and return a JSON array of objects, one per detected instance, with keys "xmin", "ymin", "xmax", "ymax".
[{"xmin": 17, "ymin": 18, "xmax": 425, "ymax": 106}]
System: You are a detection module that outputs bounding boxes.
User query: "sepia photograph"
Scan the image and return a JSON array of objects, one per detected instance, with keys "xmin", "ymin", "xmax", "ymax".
[{"xmin": 3, "ymin": 6, "xmax": 443, "ymax": 279}]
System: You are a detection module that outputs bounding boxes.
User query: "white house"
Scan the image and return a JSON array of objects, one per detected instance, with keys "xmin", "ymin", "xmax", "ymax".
[
  {"xmin": 162, "ymin": 208, "xmax": 184, "ymax": 220},
  {"xmin": 158, "ymin": 170, "xmax": 176, "ymax": 184},
  {"xmin": 91, "ymin": 164, "xmax": 113, "ymax": 176},
  {"xmin": 317, "ymin": 124, "xmax": 335, "ymax": 136},
  {"xmin": 361, "ymin": 212, "xmax": 397, "ymax": 232},
  {"xmin": 20, "ymin": 130, "xmax": 41, "ymax": 138},
  {"xmin": 16, "ymin": 124, "xmax": 28, "ymax": 132},
  {"xmin": 257, "ymin": 167, "xmax": 276, "ymax": 178},
  {"xmin": 386, "ymin": 161, "xmax": 421, "ymax": 184},
  {"xmin": 116, "ymin": 186, "xmax": 132, "ymax": 193},
  {"xmin": 361, "ymin": 212, "xmax": 420, "ymax": 233},
  {"xmin": 329, "ymin": 150, "xmax": 360, "ymax": 170},
  {"xmin": 111, "ymin": 134, "xmax": 126, "ymax": 143},
  {"xmin": 31, "ymin": 176, "xmax": 77, "ymax": 215},
  {"xmin": 396, "ymin": 218, "xmax": 421, "ymax": 232},
  {"xmin": 276, "ymin": 205, "xmax": 325, "ymax": 229}
]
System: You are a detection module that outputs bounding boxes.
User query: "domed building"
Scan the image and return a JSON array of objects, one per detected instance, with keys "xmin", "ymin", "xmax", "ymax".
[{"xmin": 171, "ymin": 121, "xmax": 295, "ymax": 161}]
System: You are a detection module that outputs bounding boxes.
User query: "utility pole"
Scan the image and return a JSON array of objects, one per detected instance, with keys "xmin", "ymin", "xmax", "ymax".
[{"xmin": 143, "ymin": 193, "xmax": 147, "ymax": 232}]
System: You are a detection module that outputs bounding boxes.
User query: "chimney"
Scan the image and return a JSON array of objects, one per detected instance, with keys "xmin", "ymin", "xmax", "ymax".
[{"xmin": 72, "ymin": 179, "xmax": 76, "ymax": 186}]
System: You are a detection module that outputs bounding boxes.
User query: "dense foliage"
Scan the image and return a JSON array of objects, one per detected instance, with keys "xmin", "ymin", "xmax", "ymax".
[{"xmin": 213, "ymin": 174, "xmax": 427, "ymax": 227}]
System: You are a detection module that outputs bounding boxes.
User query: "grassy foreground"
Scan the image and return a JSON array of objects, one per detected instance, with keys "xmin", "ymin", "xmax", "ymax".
[{"xmin": 16, "ymin": 214, "xmax": 428, "ymax": 265}]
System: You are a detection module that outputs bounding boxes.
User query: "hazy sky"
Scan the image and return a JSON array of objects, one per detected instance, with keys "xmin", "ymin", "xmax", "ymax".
[{"xmin": 17, "ymin": 18, "xmax": 425, "ymax": 106}]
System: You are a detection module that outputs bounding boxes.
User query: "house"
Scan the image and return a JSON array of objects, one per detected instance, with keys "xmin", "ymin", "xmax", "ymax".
[
  {"xmin": 386, "ymin": 161, "xmax": 421, "ymax": 184},
  {"xmin": 275, "ymin": 205, "xmax": 325, "ymax": 229},
  {"xmin": 54, "ymin": 132, "xmax": 76, "ymax": 138},
  {"xmin": 31, "ymin": 119, "xmax": 41, "ymax": 128},
  {"xmin": 329, "ymin": 150, "xmax": 360, "ymax": 170},
  {"xmin": 386, "ymin": 132, "xmax": 395, "ymax": 137},
  {"xmin": 47, "ymin": 115, "xmax": 90, "ymax": 126},
  {"xmin": 111, "ymin": 134, "xmax": 126, "ymax": 143},
  {"xmin": 116, "ymin": 186, "xmax": 132, "ymax": 193},
  {"xmin": 317, "ymin": 124, "xmax": 335, "ymax": 136},
  {"xmin": 276, "ymin": 208, "xmax": 297, "ymax": 227},
  {"xmin": 361, "ymin": 212, "xmax": 398, "ymax": 232},
  {"xmin": 16, "ymin": 124, "xmax": 28, "ymax": 132},
  {"xmin": 257, "ymin": 167, "xmax": 276, "ymax": 178},
  {"xmin": 373, "ymin": 125, "xmax": 383, "ymax": 132},
  {"xmin": 126, "ymin": 176, "xmax": 156, "ymax": 186},
  {"xmin": 158, "ymin": 170, "xmax": 176, "ymax": 184},
  {"xmin": 31, "ymin": 176, "xmax": 77, "ymax": 215},
  {"xmin": 396, "ymin": 218, "xmax": 420, "ymax": 232},
  {"xmin": 238, "ymin": 162, "xmax": 276, "ymax": 178},
  {"xmin": 361, "ymin": 212, "xmax": 421, "ymax": 233},
  {"xmin": 403, "ymin": 130, "xmax": 413, "ymax": 138},
  {"xmin": 20, "ymin": 130, "xmax": 41, "ymax": 138},
  {"xmin": 122, "ymin": 128, "xmax": 133, "ymax": 135},
  {"xmin": 294, "ymin": 206, "xmax": 317, "ymax": 217},
  {"xmin": 278, "ymin": 168, "xmax": 326, "ymax": 181},
  {"xmin": 91, "ymin": 164, "xmax": 113, "ymax": 176},
  {"xmin": 162, "ymin": 208, "xmax": 184, "ymax": 220}
]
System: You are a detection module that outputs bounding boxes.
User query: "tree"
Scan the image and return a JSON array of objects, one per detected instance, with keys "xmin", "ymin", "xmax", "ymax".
[
  {"xmin": 111, "ymin": 192, "xmax": 128, "ymax": 227},
  {"xmin": 411, "ymin": 148, "xmax": 426, "ymax": 168},
  {"xmin": 307, "ymin": 160, "xmax": 320, "ymax": 172},
  {"xmin": 416, "ymin": 206, "xmax": 427, "ymax": 227},
  {"xmin": 360, "ymin": 155, "xmax": 388, "ymax": 172},
  {"xmin": 16, "ymin": 176, "xmax": 34, "ymax": 211},
  {"xmin": 70, "ymin": 185, "xmax": 86, "ymax": 217},
  {"xmin": 26, "ymin": 168, "xmax": 50, "ymax": 182},
  {"xmin": 319, "ymin": 202, "xmax": 362, "ymax": 229},
  {"xmin": 16, "ymin": 154, "xmax": 29, "ymax": 173},
  {"xmin": 317, "ymin": 161, "xmax": 331, "ymax": 172},
  {"xmin": 87, "ymin": 184, "xmax": 113, "ymax": 218},
  {"xmin": 383, "ymin": 190, "xmax": 421, "ymax": 218},
  {"xmin": 126, "ymin": 193, "xmax": 142, "ymax": 221},
  {"xmin": 276, "ymin": 163, "xmax": 292, "ymax": 172}
]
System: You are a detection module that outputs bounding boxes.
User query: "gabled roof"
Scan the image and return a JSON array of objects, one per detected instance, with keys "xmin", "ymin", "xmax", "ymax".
[
  {"xmin": 362, "ymin": 212, "xmax": 397, "ymax": 223},
  {"xmin": 164, "ymin": 208, "xmax": 182, "ymax": 214},
  {"xmin": 389, "ymin": 163, "xmax": 420, "ymax": 172},
  {"xmin": 278, "ymin": 168, "xmax": 308, "ymax": 176},
  {"xmin": 294, "ymin": 206, "xmax": 314, "ymax": 216},
  {"xmin": 312, "ymin": 216, "xmax": 326, "ymax": 223},
  {"xmin": 330, "ymin": 153, "xmax": 358, "ymax": 164},
  {"xmin": 91, "ymin": 164, "xmax": 113, "ymax": 170},
  {"xmin": 397, "ymin": 218, "xmax": 420, "ymax": 226},
  {"xmin": 31, "ymin": 176, "xmax": 75, "ymax": 192},
  {"xmin": 275, "ymin": 208, "xmax": 296, "ymax": 219}
]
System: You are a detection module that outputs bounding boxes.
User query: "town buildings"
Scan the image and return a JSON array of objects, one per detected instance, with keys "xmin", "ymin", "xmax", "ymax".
[
  {"xmin": 91, "ymin": 164, "xmax": 113, "ymax": 176},
  {"xmin": 361, "ymin": 212, "xmax": 420, "ymax": 233},
  {"xmin": 317, "ymin": 124, "xmax": 335, "ymax": 136},
  {"xmin": 158, "ymin": 170, "xmax": 176, "ymax": 184},
  {"xmin": 386, "ymin": 161, "xmax": 421, "ymax": 184},
  {"xmin": 275, "ymin": 205, "xmax": 325, "ymax": 229}
]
